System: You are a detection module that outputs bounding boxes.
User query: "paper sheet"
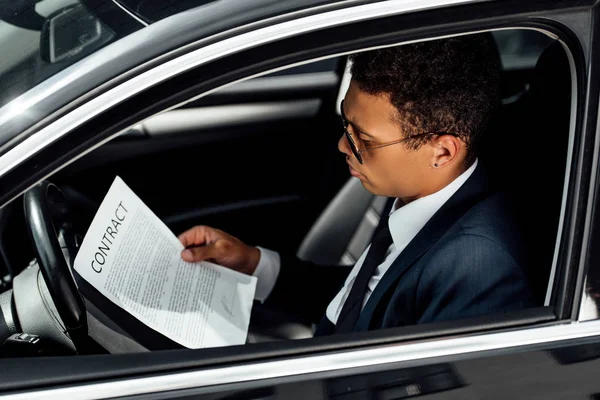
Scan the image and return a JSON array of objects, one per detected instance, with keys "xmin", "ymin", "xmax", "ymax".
[{"xmin": 73, "ymin": 176, "xmax": 257, "ymax": 349}]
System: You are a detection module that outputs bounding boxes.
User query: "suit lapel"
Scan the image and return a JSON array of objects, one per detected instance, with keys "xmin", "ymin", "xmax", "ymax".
[{"xmin": 354, "ymin": 163, "xmax": 493, "ymax": 331}]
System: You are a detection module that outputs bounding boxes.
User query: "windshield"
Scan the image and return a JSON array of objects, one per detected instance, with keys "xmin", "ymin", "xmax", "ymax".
[{"xmin": 0, "ymin": 0, "xmax": 144, "ymax": 109}]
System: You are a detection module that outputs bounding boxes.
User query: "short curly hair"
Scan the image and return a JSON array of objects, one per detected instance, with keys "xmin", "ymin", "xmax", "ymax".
[{"xmin": 349, "ymin": 33, "xmax": 501, "ymax": 165}]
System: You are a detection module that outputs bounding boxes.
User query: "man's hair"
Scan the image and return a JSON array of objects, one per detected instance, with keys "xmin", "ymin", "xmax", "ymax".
[{"xmin": 349, "ymin": 33, "xmax": 501, "ymax": 165}]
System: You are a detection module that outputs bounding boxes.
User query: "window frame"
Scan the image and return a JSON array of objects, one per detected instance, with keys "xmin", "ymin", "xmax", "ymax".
[{"xmin": 576, "ymin": 16, "xmax": 600, "ymax": 322}]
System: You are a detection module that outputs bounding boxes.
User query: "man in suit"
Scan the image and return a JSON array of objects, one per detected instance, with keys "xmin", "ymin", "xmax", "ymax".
[{"xmin": 178, "ymin": 33, "xmax": 535, "ymax": 335}]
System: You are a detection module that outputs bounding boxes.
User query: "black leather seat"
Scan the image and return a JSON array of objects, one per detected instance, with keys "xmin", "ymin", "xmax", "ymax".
[{"xmin": 479, "ymin": 40, "xmax": 571, "ymax": 303}]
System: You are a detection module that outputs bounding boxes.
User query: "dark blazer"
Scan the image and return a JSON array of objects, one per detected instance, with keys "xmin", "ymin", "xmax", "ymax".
[{"xmin": 266, "ymin": 162, "xmax": 536, "ymax": 333}]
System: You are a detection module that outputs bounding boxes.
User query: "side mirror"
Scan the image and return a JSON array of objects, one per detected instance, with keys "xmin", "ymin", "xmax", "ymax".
[{"xmin": 40, "ymin": 4, "xmax": 114, "ymax": 63}]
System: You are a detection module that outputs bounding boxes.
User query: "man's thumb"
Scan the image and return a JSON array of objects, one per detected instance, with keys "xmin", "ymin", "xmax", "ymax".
[{"xmin": 181, "ymin": 245, "xmax": 214, "ymax": 262}]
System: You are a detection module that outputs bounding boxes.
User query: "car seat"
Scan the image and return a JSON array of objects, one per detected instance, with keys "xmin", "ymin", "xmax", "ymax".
[{"xmin": 479, "ymin": 39, "xmax": 571, "ymax": 303}]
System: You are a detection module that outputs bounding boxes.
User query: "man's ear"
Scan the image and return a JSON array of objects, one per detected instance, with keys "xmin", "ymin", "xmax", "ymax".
[{"xmin": 431, "ymin": 135, "xmax": 462, "ymax": 168}]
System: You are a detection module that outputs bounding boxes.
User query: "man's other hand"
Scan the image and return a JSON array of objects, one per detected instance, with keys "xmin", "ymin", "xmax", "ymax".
[{"xmin": 178, "ymin": 225, "xmax": 260, "ymax": 275}]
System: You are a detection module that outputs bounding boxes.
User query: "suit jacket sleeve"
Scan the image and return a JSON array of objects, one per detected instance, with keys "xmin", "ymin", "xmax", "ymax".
[
  {"xmin": 265, "ymin": 253, "xmax": 350, "ymax": 324},
  {"xmin": 416, "ymin": 234, "xmax": 536, "ymax": 324}
]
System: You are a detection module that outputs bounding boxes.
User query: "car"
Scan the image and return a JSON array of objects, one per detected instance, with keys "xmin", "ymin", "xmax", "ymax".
[{"xmin": 0, "ymin": 0, "xmax": 599, "ymax": 398}]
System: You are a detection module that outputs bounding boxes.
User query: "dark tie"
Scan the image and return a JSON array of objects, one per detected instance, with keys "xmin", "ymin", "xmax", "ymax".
[{"xmin": 334, "ymin": 219, "xmax": 393, "ymax": 333}]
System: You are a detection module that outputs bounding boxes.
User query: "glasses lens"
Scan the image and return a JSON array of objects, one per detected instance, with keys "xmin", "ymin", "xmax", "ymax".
[
  {"xmin": 344, "ymin": 129, "xmax": 363, "ymax": 164},
  {"xmin": 341, "ymin": 101, "xmax": 363, "ymax": 164}
]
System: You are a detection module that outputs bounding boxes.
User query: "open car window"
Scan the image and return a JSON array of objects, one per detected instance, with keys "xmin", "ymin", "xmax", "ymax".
[{"xmin": 0, "ymin": 25, "xmax": 573, "ymax": 350}]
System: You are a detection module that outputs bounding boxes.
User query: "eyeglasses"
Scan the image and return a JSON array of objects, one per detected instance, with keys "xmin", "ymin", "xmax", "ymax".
[{"xmin": 340, "ymin": 99, "xmax": 455, "ymax": 164}]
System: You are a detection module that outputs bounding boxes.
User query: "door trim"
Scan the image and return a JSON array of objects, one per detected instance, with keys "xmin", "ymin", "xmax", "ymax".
[
  {"xmin": 139, "ymin": 100, "xmax": 322, "ymax": 135},
  {"xmin": 5, "ymin": 319, "xmax": 600, "ymax": 400}
]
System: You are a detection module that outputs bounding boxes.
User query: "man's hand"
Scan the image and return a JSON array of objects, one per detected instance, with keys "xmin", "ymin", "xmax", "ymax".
[{"xmin": 178, "ymin": 225, "xmax": 260, "ymax": 275}]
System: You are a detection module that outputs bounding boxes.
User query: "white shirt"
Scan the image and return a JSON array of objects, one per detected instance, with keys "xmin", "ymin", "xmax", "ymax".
[{"xmin": 253, "ymin": 159, "xmax": 478, "ymax": 324}]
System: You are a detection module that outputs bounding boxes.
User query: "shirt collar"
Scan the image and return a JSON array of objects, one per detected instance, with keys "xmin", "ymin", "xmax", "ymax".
[{"xmin": 387, "ymin": 158, "xmax": 479, "ymax": 251}]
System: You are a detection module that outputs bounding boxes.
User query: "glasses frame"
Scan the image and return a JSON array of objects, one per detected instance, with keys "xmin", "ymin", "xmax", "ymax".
[{"xmin": 340, "ymin": 99, "xmax": 456, "ymax": 164}]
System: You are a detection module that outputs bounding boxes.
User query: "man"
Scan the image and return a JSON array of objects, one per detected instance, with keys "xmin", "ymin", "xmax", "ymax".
[{"xmin": 178, "ymin": 33, "xmax": 535, "ymax": 336}]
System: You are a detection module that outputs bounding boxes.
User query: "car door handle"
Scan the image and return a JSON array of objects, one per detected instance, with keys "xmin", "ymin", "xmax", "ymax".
[{"xmin": 373, "ymin": 368, "xmax": 466, "ymax": 400}]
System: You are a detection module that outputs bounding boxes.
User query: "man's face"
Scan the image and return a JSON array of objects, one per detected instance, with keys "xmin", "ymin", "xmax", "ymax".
[{"xmin": 338, "ymin": 80, "xmax": 434, "ymax": 202}]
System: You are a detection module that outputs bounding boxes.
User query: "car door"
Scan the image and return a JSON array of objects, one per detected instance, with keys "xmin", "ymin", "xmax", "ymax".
[{"xmin": 0, "ymin": 0, "xmax": 597, "ymax": 399}]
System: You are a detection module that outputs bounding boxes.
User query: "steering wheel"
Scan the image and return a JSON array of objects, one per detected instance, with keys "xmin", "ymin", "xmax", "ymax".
[{"xmin": 23, "ymin": 180, "xmax": 88, "ymax": 351}]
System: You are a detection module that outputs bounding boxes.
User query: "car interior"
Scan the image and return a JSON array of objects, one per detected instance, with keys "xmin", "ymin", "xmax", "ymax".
[{"xmin": 0, "ymin": 27, "xmax": 573, "ymax": 356}]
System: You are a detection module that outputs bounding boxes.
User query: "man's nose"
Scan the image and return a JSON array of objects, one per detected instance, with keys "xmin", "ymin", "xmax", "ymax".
[{"xmin": 338, "ymin": 133, "xmax": 351, "ymax": 157}]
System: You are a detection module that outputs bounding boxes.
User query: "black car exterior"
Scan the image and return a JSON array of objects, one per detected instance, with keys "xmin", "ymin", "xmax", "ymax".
[{"xmin": 0, "ymin": 0, "xmax": 599, "ymax": 399}]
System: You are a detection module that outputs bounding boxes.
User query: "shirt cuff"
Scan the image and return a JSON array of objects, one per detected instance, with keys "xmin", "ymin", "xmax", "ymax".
[{"xmin": 252, "ymin": 246, "xmax": 281, "ymax": 302}]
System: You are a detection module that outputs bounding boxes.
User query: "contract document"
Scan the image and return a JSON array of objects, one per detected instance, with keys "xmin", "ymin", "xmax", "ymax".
[{"xmin": 73, "ymin": 176, "xmax": 257, "ymax": 349}]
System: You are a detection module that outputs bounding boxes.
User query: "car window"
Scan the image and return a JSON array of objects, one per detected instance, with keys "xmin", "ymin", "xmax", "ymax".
[
  {"xmin": 19, "ymin": 28, "xmax": 569, "ymax": 347},
  {"xmin": 0, "ymin": 0, "xmax": 143, "ymax": 109}
]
